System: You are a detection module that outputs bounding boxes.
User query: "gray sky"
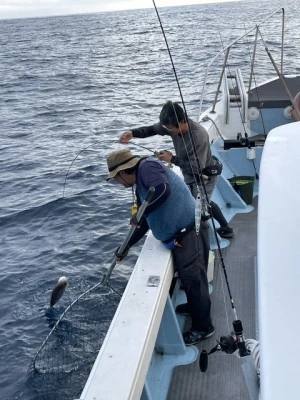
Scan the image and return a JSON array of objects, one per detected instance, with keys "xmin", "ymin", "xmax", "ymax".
[{"xmin": 0, "ymin": 0, "xmax": 241, "ymax": 20}]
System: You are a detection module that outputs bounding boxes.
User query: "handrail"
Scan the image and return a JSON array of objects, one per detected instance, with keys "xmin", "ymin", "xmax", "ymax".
[
  {"xmin": 222, "ymin": 73, "xmax": 230, "ymax": 124},
  {"xmin": 197, "ymin": 8, "xmax": 285, "ymax": 120},
  {"xmin": 236, "ymin": 68, "xmax": 247, "ymax": 123},
  {"xmin": 211, "ymin": 47, "xmax": 230, "ymax": 114},
  {"xmin": 248, "ymin": 27, "xmax": 259, "ymax": 93}
]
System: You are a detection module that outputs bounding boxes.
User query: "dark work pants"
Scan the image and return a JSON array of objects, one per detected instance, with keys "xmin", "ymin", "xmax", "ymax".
[{"xmin": 172, "ymin": 221, "xmax": 213, "ymax": 332}]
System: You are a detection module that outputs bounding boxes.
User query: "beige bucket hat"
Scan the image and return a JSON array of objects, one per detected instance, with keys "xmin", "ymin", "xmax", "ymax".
[{"xmin": 106, "ymin": 149, "xmax": 140, "ymax": 181}]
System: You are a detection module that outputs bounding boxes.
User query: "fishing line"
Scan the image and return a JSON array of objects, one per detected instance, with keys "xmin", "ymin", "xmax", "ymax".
[
  {"xmin": 152, "ymin": 0, "xmax": 238, "ymax": 321},
  {"xmin": 215, "ymin": 250, "xmax": 231, "ymax": 333},
  {"xmin": 62, "ymin": 140, "xmax": 158, "ymax": 198},
  {"xmin": 62, "ymin": 144, "xmax": 97, "ymax": 198}
]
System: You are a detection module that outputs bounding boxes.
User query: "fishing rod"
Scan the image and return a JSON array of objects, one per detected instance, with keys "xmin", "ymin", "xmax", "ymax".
[
  {"xmin": 151, "ymin": 5, "xmax": 260, "ymax": 395},
  {"xmin": 152, "ymin": 0, "xmax": 238, "ymax": 321},
  {"xmin": 151, "ymin": 0, "xmax": 206, "ymax": 183},
  {"xmin": 151, "ymin": 0, "xmax": 228, "ymax": 242},
  {"xmin": 151, "ymin": 5, "xmax": 206, "ymax": 234},
  {"xmin": 130, "ymin": 141, "xmax": 158, "ymax": 155}
]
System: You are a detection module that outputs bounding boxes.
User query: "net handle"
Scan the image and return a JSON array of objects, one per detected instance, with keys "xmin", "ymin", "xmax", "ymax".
[{"xmin": 101, "ymin": 186, "xmax": 155, "ymax": 285}]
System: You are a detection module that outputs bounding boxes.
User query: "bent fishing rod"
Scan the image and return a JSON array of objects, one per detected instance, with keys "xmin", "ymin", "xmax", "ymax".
[{"xmin": 62, "ymin": 140, "xmax": 161, "ymax": 198}]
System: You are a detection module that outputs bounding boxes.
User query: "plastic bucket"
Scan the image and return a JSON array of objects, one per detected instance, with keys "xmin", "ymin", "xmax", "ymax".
[{"xmin": 229, "ymin": 176, "xmax": 255, "ymax": 205}]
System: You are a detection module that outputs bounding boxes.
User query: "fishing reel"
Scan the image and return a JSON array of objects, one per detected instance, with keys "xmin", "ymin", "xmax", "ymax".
[
  {"xmin": 200, "ymin": 319, "xmax": 249, "ymax": 372},
  {"xmin": 199, "ymin": 332, "xmax": 238, "ymax": 372},
  {"xmin": 236, "ymin": 132, "xmax": 257, "ymax": 151}
]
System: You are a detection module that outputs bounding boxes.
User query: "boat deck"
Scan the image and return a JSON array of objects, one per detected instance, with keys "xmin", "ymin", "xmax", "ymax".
[{"xmin": 167, "ymin": 197, "xmax": 258, "ymax": 400}]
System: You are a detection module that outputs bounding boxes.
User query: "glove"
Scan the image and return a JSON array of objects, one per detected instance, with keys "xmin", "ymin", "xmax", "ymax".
[
  {"xmin": 130, "ymin": 212, "xmax": 140, "ymax": 227},
  {"xmin": 115, "ymin": 245, "xmax": 130, "ymax": 261},
  {"xmin": 130, "ymin": 212, "xmax": 147, "ymax": 227}
]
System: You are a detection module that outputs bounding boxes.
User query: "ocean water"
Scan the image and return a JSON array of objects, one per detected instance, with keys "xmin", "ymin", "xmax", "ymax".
[{"xmin": 0, "ymin": 0, "xmax": 299, "ymax": 398}]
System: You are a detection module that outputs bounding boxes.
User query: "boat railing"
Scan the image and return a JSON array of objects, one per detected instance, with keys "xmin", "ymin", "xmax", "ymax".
[
  {"xmin": 79, "ymin": 231, "xmax": 196, "ymax": 400},
  {"xmin": 236, "ymin": 68, "xmax": 247, "ymax": 123},
  {"xmin": 197, "ymin": 7, "xmax": 285, "ymax": 121}
]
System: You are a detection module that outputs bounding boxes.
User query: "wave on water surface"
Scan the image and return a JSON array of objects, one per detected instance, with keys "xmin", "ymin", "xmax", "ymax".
[{"xmin": 0, "ymin": 0, "xmax": 299, "ymax": 398}]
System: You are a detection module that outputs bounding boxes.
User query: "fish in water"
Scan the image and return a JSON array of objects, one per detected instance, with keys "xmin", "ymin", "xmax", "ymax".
[{"xmin": 50, "ymin": 276, "xmax": 68, "ymax": 307}]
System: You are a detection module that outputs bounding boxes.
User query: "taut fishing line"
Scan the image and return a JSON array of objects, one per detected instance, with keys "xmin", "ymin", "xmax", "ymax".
[
  {"xmin": 62, "ymin": 139, "xmax": 158, "ymax": 198},
  {"xmin": 62, "ymin": 144, "xmax": 96, "ymax": 198}
]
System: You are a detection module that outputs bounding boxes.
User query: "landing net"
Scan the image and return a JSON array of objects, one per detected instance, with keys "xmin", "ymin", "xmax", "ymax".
[
  {"xmin": 29, "ymin": 188, "xmax": 155, "ymax": 399},
  {"xmin": 30, "ymin": 283, "xmax": 121, "ymax": 399}
]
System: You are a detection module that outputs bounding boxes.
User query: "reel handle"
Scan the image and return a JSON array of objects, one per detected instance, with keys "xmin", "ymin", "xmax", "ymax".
[{"xmin": 199, "ymin": 350, "xmax": 208, "ymax": 372}]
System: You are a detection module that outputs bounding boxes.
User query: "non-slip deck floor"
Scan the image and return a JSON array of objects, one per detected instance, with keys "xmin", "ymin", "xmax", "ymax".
[{"xmin": 167, "ymin": 198, "xmax": 258, "ymax": 400}]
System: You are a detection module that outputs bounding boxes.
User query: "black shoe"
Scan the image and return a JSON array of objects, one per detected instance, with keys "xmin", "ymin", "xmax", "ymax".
[
  {"xmin": 176, "ymin": 303, "xmax": 191, "ymax": 315},
  {"xmin": 217, "ymin": 226, "xmax": 234, "ymax": 238},
  {"xmin": 183, "ymin": 326, "xmax": 215, "ymax": 346}
]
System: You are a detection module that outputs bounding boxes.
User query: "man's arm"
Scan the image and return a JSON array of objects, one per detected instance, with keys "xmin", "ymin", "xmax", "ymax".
[
  {"xmin": 120, "ymin": 123, "xmax": 168, "ymax": 142},
  {"xmin": 115, "ymin": 217, "xmax": 149, "ymax": 261},
  {"xmin": 116, "ymin": 181, "xmax": 170, "ymax": 260}
]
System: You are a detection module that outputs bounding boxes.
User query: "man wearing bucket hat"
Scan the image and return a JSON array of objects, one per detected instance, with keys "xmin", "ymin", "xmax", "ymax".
[
  {"xmin": 106, "ymin": 148, "xmax": 215, "ymax": 346},
  {"xmin": 119, "ymin": 101, "xmax": 234, "ymax": 239}
]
